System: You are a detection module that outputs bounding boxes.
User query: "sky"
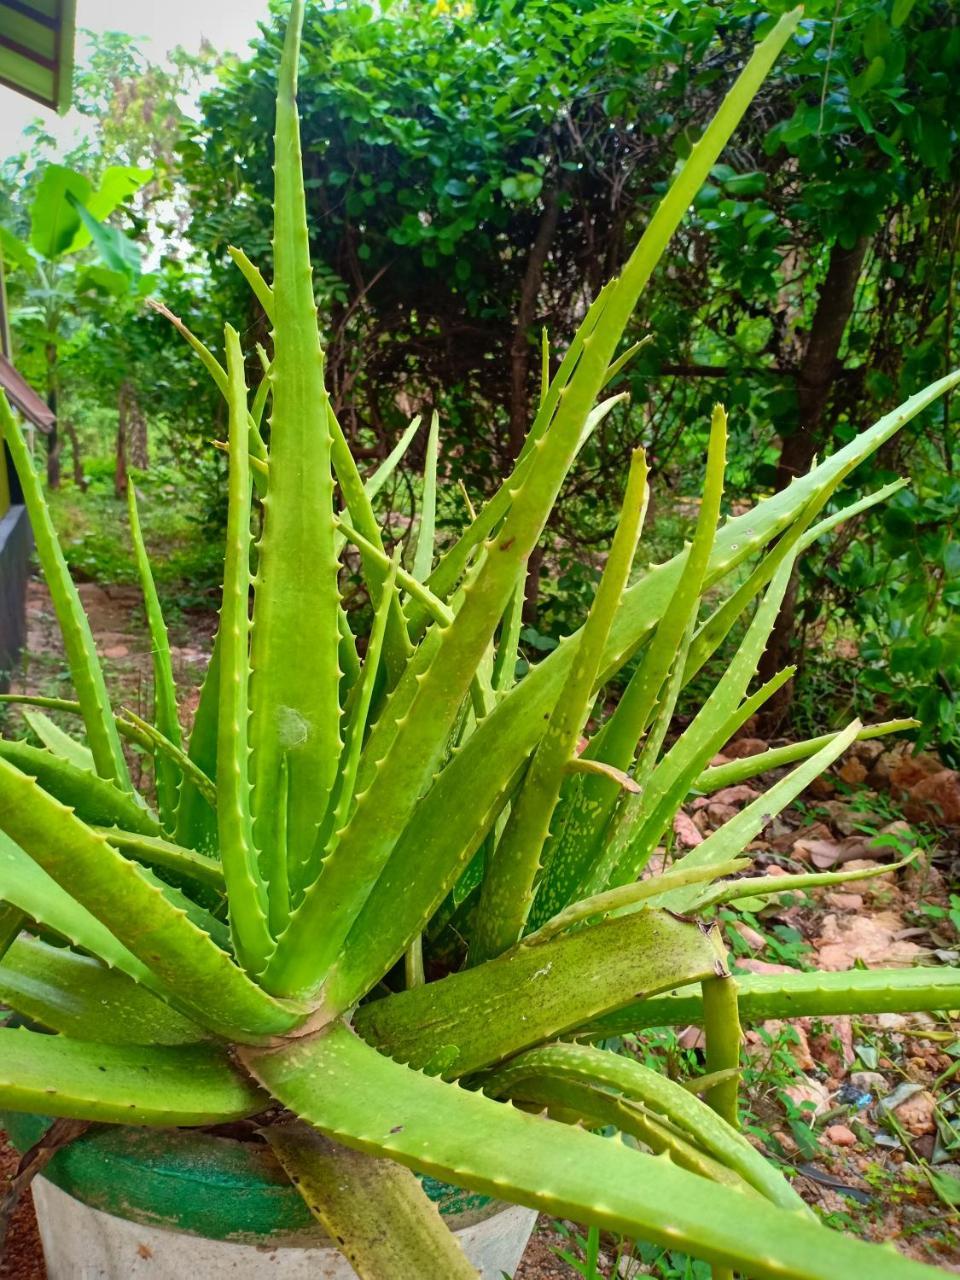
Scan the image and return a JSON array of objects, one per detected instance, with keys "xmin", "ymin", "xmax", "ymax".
[{"xmin": 0, "ymin": 0, "xmax": 273, "ymax": 159}]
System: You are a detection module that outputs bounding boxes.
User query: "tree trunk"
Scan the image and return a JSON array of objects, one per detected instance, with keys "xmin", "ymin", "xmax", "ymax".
[
  {"xmin": 115, "ymin": 380, "xmax": 131, "ymax": 498},
  {"xmin": 507, "ymin": 188, "xmax": 562, "ymax": 625},
  {"xmin": 507, "ymin": 187, "xmax": 561, "ymax": 460},
  {"xmin": 758, "ymin": 235, "xmax": 870, "ymax": 733},
  {"xmin": 129, "ymin": 398, "xmax": 148, "ymax": 471},
  {"xmin": 45, "ymin": 344, "xmax": 60, "ymax": 490},
  {"xmin": 63, "ymin": 421, "xmax": 87, "ymax": 491}
]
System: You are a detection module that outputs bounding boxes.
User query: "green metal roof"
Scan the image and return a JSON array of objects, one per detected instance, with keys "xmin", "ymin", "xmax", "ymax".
[{"xmin": 0, "ymin": 0, "xmax": 76, "ymax": 112}]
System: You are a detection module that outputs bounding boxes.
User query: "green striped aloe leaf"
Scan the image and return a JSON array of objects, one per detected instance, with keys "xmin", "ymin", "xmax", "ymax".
[
  {"xmin": 93, "ymin": 827, "xmax": 224, "ymax": 894},
  {"xmin": 522, "ymin": 857, "xmax": 747, "ymax": 948},
  {"xmin": 411, "ymin": 409, "xmax": 440, "ymax": 584},
  {"xmin": 472, "ymin": 448, "xmax": 649, "ymax": 961},
  {"xmin": 329, "ymin": 404, "xmax": 413, "ymax": 685},
  {"xmin": 0, "ymin": 1028, "xmax": 264, "ymax": 1126},
  {"xmin": 414, "ymin": 283, "xmax": 615, "ymax": 626},
  {"xmin": 0, "ymin": 756, "xmax": 304, "ymax": 1039},
  {"xmin": 266, "ymin": 1124, "xmax": 480, "ymax": 1280},
  {"xmin": 491, "ymin": 579, "xmax": 525, "ymax": 693},
  {"xmin": 361, "ymin": 415, "xmax": 423, "ymax": 505},
  {"xmin": 127, "ymin": 481, "xmax": 182, "ymax": 827},
  {"xmin": 584, "ymin": 966, "xmax": 960, "ymax": 1038},
  {"xmin": 0, "ymin": 740, "xmax": 158, "ymax": 834},
  {"xmin": 0, "ymin": 934, "xmax": 206, "ymax": 1045},
  {"xmin": 241, "ymin": 1022, "xmax": 939, "ymax": 1280},
  {"xmin": 593, "ymin": 550, "xmax": 802, "ymax": 894},
  {"xmin": 694, "ymin": 717, "xmax": 917, "ymax": 794},
  {"xmin": 648, "ymin": 720, "xmax": 863, "ymax": 914},
  {"xmin": 533, "ymin": 406, "xmax": 727, "ymax": 926},
  {"xmin": 411, "ymin": 7, "xmax": 799, "ymax": 628},
  {"xmin": 301, "ymin": 552, "xmax": 401, "ymax": 895},
  {"xmin": 219, "ymin": 326, "xmax": 274, "ymax": 967},
  {"xmin": 481, "ymin": 1042, "xmax": 805, "ymax": 1211},
  {"xmin": 679, "ymin": 470, "xmax": 899, "ymax": 694},
  {"xmin": 694, "ymin": 852, "xmax": 916, "ymax": 913},
  {"xmin": 174, "ymin": 631, "xmax": 220, "ymax": 855},
  {"xmin": 351, "ymin": 908, "xmax": 724, "ymax": 1078},
  {"xmin": 334, "ymin": 377, "xmax": 960, "ymax": 1016},
  {"xmin": 227, "ymin": 244, "xmax": 274, "ymax": 317},
  {"xmin": 247, "ymin": 0, "xmax": 342, "ymax": 868},
  {"xmin": 270, "ymin": 9, "xmax": 808, "ymax": 998},
  {"xmin": 485, "ymin": 1070, "xmax": 754, "ymax": 1193},
  {"xmin": 0, "ymin": 392, "xmax": 130, "ymax": 791},
  {"xmin": 21, "ymin": 708, "xmax": 94, "ymax": 773},
  {"xmin": 0, "ymin": 830, "xmax": 162, "ymax": 990}
]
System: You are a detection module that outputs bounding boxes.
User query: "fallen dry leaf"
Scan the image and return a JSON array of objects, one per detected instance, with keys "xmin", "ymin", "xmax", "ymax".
[{"xmin": 814, "ymin": 911, "xmax": 922, "ymax": 970}]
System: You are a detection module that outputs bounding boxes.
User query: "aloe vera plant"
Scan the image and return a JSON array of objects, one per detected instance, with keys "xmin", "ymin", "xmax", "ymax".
[{"xmin": 0, "ymin": 6, "xmax": 958, "ymax": 1278}]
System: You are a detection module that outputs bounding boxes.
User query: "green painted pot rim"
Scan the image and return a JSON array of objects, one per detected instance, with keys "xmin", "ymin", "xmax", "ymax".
[{"xmin": 2, "ymin": 1113, "xmax": 493, "ymax": 1244}]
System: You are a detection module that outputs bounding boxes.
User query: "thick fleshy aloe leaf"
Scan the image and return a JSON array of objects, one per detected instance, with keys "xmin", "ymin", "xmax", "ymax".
[
  {"xmin": 491, "ymin": 1070, "xmax": 752, "ymax": 1192},
  {"xmin": 93, "ymin": 827, "xmax": 224, "ymax": 894},
  {"xmin": 263, "ymin": 11, "xmax": 810, "ymax": 1001},
  {"xmin": 0, "ymin": 935, "xmax": 206, "ymax": 1045},
  {"xmin": 329, "ymin": 406, "xmax": 413, "ymax": 686},
  {"xmin": 0, "ymin": 830, "xmax": 161, "ymax": 989},
  {"xmin": 362, "ymin": 415, "xmax": 423, "ymax": 505},
  {"xmin": 473, "ymin": 449, "xmax": 649, "ymax": 961},
  {"xmin": 534, "ymin": 407, "xmax": 726, "ymax": 926},
  {"xmin": 301, "ymin": 554, "xmax": 400, "ymax": 893},
  {"xmin": 481, "ymin": 1042, "xmax": 804, "ymax": 1211},
  {"xmin": 350, "ymin": 909, "xmax": 724, "ymax": 1077},
  {"xmin": 0, "ymin": 1028, "xmax": 264, "ymax": 1126},
  {"xmin": 411, "ymin": 410, "xmax": 440, "ymax": 585},
  {"xmin": 0, "ymin": 393, "xmax": 130, "ymax": 790},
  {"xmin": 584, "ymin": 966, "xmax": 960, "ymax": 1037},
  {"xmin": 522, "ymin": 858, "xmax": 746, "ymax": 947},
  {"xmin": 594, "ymin": 551, "xmax": 802, "ymax": 893},
  {"xmin": 219, "ymin": 326, "xmax": 273, "ymax": 969},
  {"xmin": 228, "ymin": 244, "xmax": 274, "ymax": 316},
  {"xmin": 337, "ymin": 380, "xmax": 959, "ymax": 1011},
  {"xmin": 248, "ymin": 0, "xmax": 342, "ymax": 868},
  {"xmin": 21, "ymin": 709, "xmax": 94, "ymax": 773},
  {"xmin": 176, "ymin": 630, "xmax": 220, "ymax": 855},
  {"xmin": 0, "ymin": 758, "xmax": 304, "ymax": 1039},
  {"xmin": 265, "ymin": 1124, "xmax": 479, "ymax": 1280},
  {"xmin": 649, "ymin": 721, "xmax": 862, "ymax": 913},
  {"xmin": 126, "ymin": 482, "xmax": 183, "ymax": 827},
  {"xmin": 147, "ymin": 301, "xmax": 268, "ymax": 478},
  {"xmin": 0, "ymin": 740, "xmax": 158, "ymax": 834},
  {"xmin": 242, "ymin": 1022, "xmax": 938, "ymax": 1280},
  {"xmin": 694, "ymin": 718, "xmax": 916, "ymax": 794}
]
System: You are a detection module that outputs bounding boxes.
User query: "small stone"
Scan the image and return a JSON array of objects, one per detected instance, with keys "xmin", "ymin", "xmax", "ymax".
[
  {"xmin": 673, "ymin": 812, "xmax": 703, "ymax": 849},
  {"xmin": 893, "ymin": 1090, "xmax": 937, "ymax": 1136},
  {"xmin": 877, "ymin": 1012, "xmax": 908, "ymax": 1030},
  {"xmin": 850, "ymin": 1070, "xmax": 887, "ymax": 1094},
  {"xmin": 723, "ymin": 737, "xmax": 768, "ymax": 759},
  {"xmin": 823, "ymin": 892, "xmax": 864, "ymax": 911},
  {"xmin": 825, "ymin": 1124, "xmax": 857, "ymax": 1147}
]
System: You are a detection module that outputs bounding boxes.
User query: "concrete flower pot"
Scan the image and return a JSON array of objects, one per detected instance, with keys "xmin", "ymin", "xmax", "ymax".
[{"xmin": 5, "ymin": 1115, "xmax": 536, "ymax": 1279}]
